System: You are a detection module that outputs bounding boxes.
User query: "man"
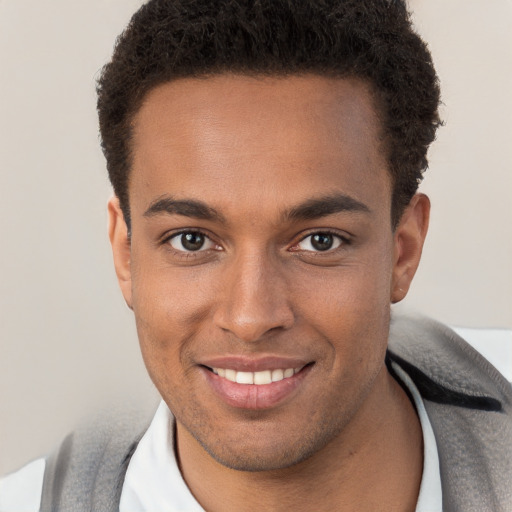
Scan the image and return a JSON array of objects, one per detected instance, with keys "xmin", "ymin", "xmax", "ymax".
[{"xmin": 1, "ymin": 1, "xmax": 510, "ymax": 511}]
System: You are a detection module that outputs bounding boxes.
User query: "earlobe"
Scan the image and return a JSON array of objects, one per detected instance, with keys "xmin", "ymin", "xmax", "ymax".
[
  {"xmin": 107, "ymin": 197, "xmax": 133, "ymax": 309},
  {"xmin": 391, "ymin": 194, "xmax": 430, "ymax": 303}
]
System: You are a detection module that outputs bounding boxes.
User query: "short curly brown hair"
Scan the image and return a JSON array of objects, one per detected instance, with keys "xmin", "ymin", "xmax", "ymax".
[{"xmin": 97, "ymin": 0, "xmax": 441, "ymax": 229}]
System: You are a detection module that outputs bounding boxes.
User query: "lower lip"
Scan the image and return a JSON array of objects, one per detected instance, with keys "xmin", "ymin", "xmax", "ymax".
[{"xmin": 202, "ymin": 365, "xmax": 312, "ymax": 410}]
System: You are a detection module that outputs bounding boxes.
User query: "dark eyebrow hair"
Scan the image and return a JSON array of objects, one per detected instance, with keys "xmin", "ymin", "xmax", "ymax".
[
  {"xmin": 285, "ymin": 194, "xmax": 371, "ymax": 221},
  {"xmin": 143, "ymin": 196, "xmax": 226, "ymax": 223},
  {"xmin": 144, "ymin": 193, "xmax": 369, "ymax": 224}
]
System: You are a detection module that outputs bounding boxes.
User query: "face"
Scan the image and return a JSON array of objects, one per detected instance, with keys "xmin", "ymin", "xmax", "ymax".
[{"xmin": 109, "ymin": 74, "xmax": 428, "ymax": 472}]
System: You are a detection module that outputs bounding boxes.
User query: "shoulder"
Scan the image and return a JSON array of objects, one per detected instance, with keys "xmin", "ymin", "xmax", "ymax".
[
  {"xmin": 0, "ymin": 458, "xmax": 45, "ymax": 512},
  {"xmin": 0, "ymin": 401, "xmax": 157, "ymax": 512},
  {"xmin": 388, "ymin": 313, "xmax": 512, "ymax": 406},
  {"xmin": 40, "ymin": 403, "xmax": 155, "ymax": 510},
  {"xmin": 388, "ymin": 313, "xmax": 512, "ymax": 511}
]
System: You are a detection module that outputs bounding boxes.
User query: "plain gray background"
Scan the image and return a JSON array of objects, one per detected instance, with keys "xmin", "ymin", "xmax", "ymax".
[{"xmin": 1, "ymin": 0, "xmax": 511, "ymax": 475}]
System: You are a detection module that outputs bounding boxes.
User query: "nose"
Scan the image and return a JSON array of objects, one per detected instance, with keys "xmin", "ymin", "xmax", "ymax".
[{"xmin": 213, "ymin": 250, "xmax": 295, "ymax": 343}]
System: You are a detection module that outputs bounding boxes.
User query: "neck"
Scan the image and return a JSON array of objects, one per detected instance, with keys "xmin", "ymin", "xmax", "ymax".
[{"xmin": 177, "ymin": 367, "xmax": 423, "ymax": 512}]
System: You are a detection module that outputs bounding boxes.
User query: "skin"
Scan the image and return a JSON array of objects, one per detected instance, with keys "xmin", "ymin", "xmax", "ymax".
[{"xmin": 109, "ymin": 74, "xmax": 430, "ymax": 511}]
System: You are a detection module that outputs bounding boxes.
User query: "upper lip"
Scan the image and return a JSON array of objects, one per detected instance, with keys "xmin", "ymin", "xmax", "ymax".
[{"xmin": 198, "ymin": 355, "xmax": 312, "ymax": 372}]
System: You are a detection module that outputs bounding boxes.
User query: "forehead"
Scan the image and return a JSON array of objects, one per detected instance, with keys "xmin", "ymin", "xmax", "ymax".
[{"xmin": 129, "ymin": 74, "xmax": 390, "ymax": 220}]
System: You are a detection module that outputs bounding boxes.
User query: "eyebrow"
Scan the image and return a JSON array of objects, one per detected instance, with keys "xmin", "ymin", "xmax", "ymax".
[
  {"xmin": 144, "ymin": 196, "xmax": 226, "ymax": 223},
  {"xmin": 143, "ymin": 192, "xmax": 370, "ymax": 224},
  {"xmin": 285, "ymin": 194, "xmax": 371, "ymax": 221}
]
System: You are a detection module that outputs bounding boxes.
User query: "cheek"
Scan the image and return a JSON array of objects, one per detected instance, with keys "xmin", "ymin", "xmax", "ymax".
[
  {"xmin": 294, "ymin": 246, "xmax": 393, "ymax": 321},
  {"xmin": 129, "ymin": 254, "xmax": 217, "ymax": 386},
  {"xmin": 131, "ymin": 246, "xmax": 216, "ymax": 328},
  {"xmin": 292, "ymin": 248, "xmax": 393, "ymax": 365}
]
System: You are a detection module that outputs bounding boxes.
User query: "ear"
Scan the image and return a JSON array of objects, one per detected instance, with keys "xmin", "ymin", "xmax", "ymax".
[
  {"xmin": 391, "ymin": 194, "xmax": 430, "ymax": 303},
  {"xmin": 107, "ymin": 196, "xmax": 133, "ymax": 309}
]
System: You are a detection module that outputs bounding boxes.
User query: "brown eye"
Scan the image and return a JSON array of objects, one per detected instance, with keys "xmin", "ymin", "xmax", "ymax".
[
  {"xmin": 297, "ymin": 233, "xmax": 343, "ymax": 252},
  {"xmin": 169, "ymin": 231, "xmax": 215, "ymax": 252},
  {"xmin": 311, "ymin": 234, "xmax": 334, "ymax": 251}
]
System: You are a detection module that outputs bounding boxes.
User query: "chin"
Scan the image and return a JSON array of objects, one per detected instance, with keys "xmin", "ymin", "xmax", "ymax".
[
  {"xmin": 203, "ymin": 444, "xmax": 314, "ymax": 473},
  {"xmin": 192, "ymin": 419, "xmax": 343, "ymax": 473}
]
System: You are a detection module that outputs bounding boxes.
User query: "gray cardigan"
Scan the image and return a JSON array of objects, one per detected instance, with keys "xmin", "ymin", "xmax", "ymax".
[
  {"xmin": 40, "ymin": 315, "xmax": 512, "ymax": 511},
  {"xmin": 388, "ymin": 315, "xmax": 512, "ymax": 511}
]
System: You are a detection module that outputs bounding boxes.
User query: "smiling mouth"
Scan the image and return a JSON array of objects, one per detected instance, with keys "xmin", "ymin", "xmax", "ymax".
[
  {"xmin": 202, "ymin": 362, "xmax": 314, "ymax": 409},
  {"xmin": 209, "ymin": 366, "xmax": 304, "ymax": 385}
]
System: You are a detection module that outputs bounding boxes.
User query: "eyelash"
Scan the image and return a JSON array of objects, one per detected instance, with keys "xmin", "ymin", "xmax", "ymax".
[
  {"xmin": 162, "ymin": 229, "xmax": 351, "ymax": 256},
  {"xmin": 291, "ymin": 230, "xmax": 351, "ymax": 253},
  {"xmin": 162, "ymin": 230, "xmax": 219, "ymax": 256}
]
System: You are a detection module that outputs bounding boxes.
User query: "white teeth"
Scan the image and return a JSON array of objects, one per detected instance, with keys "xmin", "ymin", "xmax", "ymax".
[
  {"xmin": 254, "ymin": 370, "xmax": 272, "ymax": 385},
  {"xmin": 211, "ymin": 367, "xmax": 302, "ymax": 385},
  {"xmin": 225, "ymin": 369, "xmax": 236, "ymax": 382},
  {"xmin": 235, "ymin": 371, "xmax": 254, "ymax": 384},
  {"xmin": 271, "ymin": 369, "xmax": 284, "ymax": 382}
]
